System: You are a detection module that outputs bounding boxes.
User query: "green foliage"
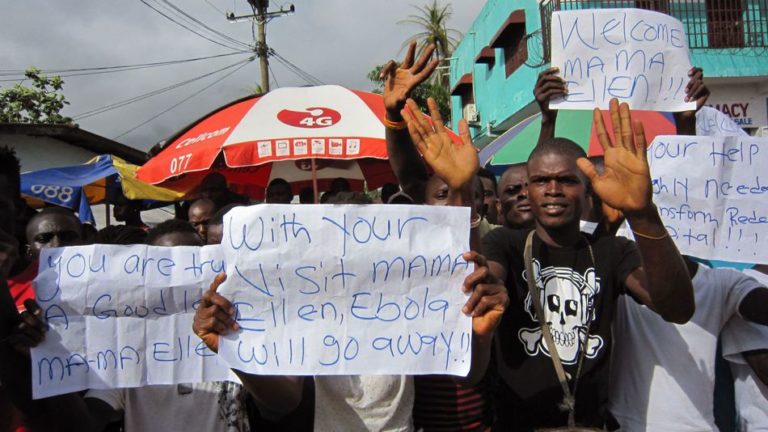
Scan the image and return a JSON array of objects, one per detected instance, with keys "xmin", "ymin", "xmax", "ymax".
[
  {"xmin": 368, "ymin": 65, "xmax": 451, "ymax": 123},
  {"xmin": 398, "ymin": 0, "xmax": 461, "ymax": 62},
  {"xmin": 0, "ymin": 67, "xmax": 72, "ymax": 124}
]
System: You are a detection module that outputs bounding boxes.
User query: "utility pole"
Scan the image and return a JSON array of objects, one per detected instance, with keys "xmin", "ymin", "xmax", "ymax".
[{"xmin": 228, "ymin": 1, "xmax": 295, "ymax": 93}]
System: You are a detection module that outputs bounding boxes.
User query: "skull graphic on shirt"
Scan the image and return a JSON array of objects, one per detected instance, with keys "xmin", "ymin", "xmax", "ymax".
[{"xmin": 518, "ymin": 259, "xmax": 604, "ymax": 364}]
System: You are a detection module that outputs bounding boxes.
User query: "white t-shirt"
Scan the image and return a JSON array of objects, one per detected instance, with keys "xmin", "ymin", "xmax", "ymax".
[
  {"xmin": 609, "ymin": 264, "xmax": 761, "ymax": 432},
  {"xmin": 721, "ymin": 269, "xmax": 768, "ymax": 431},
  {"xmin": 86, "ymin": 382, "xmax": 248, "ymax": 432},
  {"xmin": 313, "ymin": 375, "xmax": 414, "ymax": 432}
]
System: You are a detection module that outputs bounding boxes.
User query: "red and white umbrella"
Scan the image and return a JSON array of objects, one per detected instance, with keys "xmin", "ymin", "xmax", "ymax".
[{"xmin": 137, "ymin": 85, "xmax": 451, "ymax": 200}]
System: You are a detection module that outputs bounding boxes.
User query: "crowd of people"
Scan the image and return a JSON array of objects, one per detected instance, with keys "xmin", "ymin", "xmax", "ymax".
[{"xmin": 0, "ymin": 41, "xmax": 767, "ymax": 432}]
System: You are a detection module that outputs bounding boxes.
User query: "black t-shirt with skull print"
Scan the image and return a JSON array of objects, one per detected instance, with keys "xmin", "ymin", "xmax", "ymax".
[{"xmin": 482, "ymin": 227, "xmax": 641, "ymax": 431}]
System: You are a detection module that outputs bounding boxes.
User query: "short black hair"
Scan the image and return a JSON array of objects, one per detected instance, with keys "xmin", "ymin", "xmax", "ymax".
[
  {"xmin": 95, "ymin": 225, "xmax": 148, "ymax": 245},
  {"xmin": 330, "ymin": 177, "xmax": 351, "ymax": 193},
  {"xmin": 325, "ymin": 191, "xmax": 372, "ymax": 205},
  {"xmin": 528, "ymin": 138, "xmax": 587, "ymax": 164},
  {"xmin": 299, "ymin": 187, "xmax": 314, "ymax": 204},
  {"xmin": 380, "ymin": 183, "xmax": 399, "ymax": 204},
  {"xmin": 267, "ymin": 178, "xmax": 290, "ymax": 189},
  {"xmin": 0, "ymin": 146, "xmax": 21, "ymax": 197},
  {"xmin": 477, "ymin": 168, "xmax": 498, "ymax": 196},
  {"xmin": 210, "ymin": 203, "xmax": 241, "ymax": 226},
  {"xmin": 145, "ymin": 219, "xmax": 198, "ymax": 245}
]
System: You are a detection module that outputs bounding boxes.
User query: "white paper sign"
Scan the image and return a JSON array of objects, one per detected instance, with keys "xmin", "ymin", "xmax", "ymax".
[
  {"xmin": 649, "ymin": 135, "xmax": 768, "ymax": 263},
  {"xmin": 218, "ymin": 204, "xmax": 473, "ymax": 376},
  {"xmin": 31, "ymin": 245, "xmax": 235, "ymax": 399},
  {"xmin": 550, "ymin": 8, "xmax": 695, "ymax": 112}
]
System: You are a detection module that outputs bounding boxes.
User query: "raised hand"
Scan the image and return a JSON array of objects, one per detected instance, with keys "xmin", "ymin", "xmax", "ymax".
[
  {"xmin": 7, "ymin": 299, "xmax": 47, "ymax": 356},
  {"xmin": 402, "ymin": 97, "xmax": 479, "ymax": 190},
  {"xmin": 576, "ymin": 98, "xmax": 652, "ymax": 216},
  {"xmin": 380, "ymin": 41, "xmax": 438, "ymax": 119},
  {"xmin": 675, "ymin": 67, "xmax": 710, "ymax": 134},
  {"xmin": 461, "ymin": 251, "xmax": 508, "ymax": 337},
  {"xmin": 534, "ymin": 67, "xmax": 567, "ymax": 124},
  {"xmin": 193, "ymin": 273, "xmax": 239, "ymax": 353}
]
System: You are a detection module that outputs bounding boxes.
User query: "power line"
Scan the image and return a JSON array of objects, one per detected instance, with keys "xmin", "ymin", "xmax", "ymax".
[
  {"xmin": 268, "ymin": 63, "xmax": 279, "ymax": 89},
  {"xmin": 114, "ymin": 58, "xmax": 253, "ymax": 139},
  {"xmin": 72, "ymin": 57, "xmax": 251, "ymax": 120},
  {"xmin": 270, "ymin": 50, "xmax": 324, "ymax": 86},
  {"xmin": 202, "ymin": 0, "xmax": 226, "ymax": 15},
  {"xmin": 139, "ymin": 0, "xmax": 248, "ymax": 51},
  {"xmin": 157, "ymin": 0, "xmax": 251, "ymax": 50},
  {"xmin": 0, "ymin": 51, "xmax": 251, "ymax": 81}
]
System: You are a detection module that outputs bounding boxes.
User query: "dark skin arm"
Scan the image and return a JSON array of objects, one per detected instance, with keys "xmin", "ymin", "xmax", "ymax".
[
  {"xmin": 674, "ymin": 67, "xmax": 710, "ymax": 135},
  {"xmin": 402, "ymin": 96, "xmax": 509, "ymax": 386},
  {"xmin": 595, "ymin": 70, "xmax": 708, "ymax": 236},
  {"xmin": 743, "ymin": 349, "xmax": 768, "ymax": 386},
  {"xmin": 0, "ymin": 298, "xmax": 109, "ymax": 432},
  {"xmin": 738, "ymin": 288, "xmax": 768, "ymax": 326},
  {"xmin": 577, "ymin": 99, "xmax": 695, "ymax": 324},
  {"xmin": 534, "ymin": 67, "xmax": 567, "ymax": 145},
  {"xmin": 193, "ymin": 273, "xmax": 303, "ymax": 421},
  {"xmin": 381, "ymin": 41, "xmax": 439, "ymax": 203}
]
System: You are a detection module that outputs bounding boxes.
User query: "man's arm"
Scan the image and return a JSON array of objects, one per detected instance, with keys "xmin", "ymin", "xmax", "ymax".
[
  {"xmin": 0, "ymin": 298, "xmax": 112, "ymax": 431},
  {"xmin": 459, "ymin": 252, "xmax": 508, "ymax": 385},
  {"xmin": 743, "ymin": 349, "xmax": 768, "ymax": 386},
  {"xmin": 534, "ymin": 67, "xmax": 566, "ymax": 146},
  {"xmin": 193, "ymin": 274, "xmax": 303, "ymax": 420},
  {"xmin": 577, "ymin": 99, "xmax": 695, "ymax": 324},
  {"xmin": 382, "ymin": 42, "xmax": 438, "ymax": 203},
  {"xmin": 401, "ymin": 96, "xmax": 507, "ymax": 385},
  {"xmin": 674, "ymin": 67, "xmax": 709, "ymax": 136},
  {"xmin": 738, "ymin": 288, "xmax": 768, "ymax": 326}
]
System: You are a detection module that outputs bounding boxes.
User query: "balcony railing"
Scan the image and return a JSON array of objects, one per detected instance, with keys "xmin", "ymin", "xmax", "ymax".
[{"xmin": 540, "ymin": 0, "xmax": 768, "ymax": 60}]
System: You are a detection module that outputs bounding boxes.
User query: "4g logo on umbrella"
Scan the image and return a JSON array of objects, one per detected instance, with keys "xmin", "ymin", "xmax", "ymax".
[{"xmin": 277, "ymin": 107, "xmax": 341, "ymax": 128}]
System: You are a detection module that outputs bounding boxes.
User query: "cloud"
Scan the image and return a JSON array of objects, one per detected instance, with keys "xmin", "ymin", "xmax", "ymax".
[{"xmin": 0, "ymin": 1, "xmax": 482, "ymax": 151}]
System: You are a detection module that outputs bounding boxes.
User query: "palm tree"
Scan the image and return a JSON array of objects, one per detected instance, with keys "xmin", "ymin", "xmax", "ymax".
[{"xmin": 399, "ymin": 0, "xmax": 462, "ymax": 86}]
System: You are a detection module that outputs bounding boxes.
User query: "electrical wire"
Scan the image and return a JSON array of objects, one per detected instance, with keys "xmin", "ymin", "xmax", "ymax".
[
  {"xmin": 113, "ymin": 57, "xmax": 253, "ymax": 139},
  {"xmin": 202, "ymin": 0, "xmax": 226, "ymax": 15},
  {"xmin": 157, "ymin": 0, "xmax": 251, "ymax": 50},
  {"xmin": 270, "ymin": 50, "xmax": 324, "ymax": 86},
  {"xmin": 0, "ymin": 51, "xmax": 251, "ymax": 81},
  {"xmin": 268, "ymin": 63, "xmax": 279, "ymax": 89},
  {"xmin": 139, "ymin": 0, "xmax": 247, "ymax": 51},
  {"xmin": 72, "ymin": 57, "xmax": 250, "ymax": 120}
]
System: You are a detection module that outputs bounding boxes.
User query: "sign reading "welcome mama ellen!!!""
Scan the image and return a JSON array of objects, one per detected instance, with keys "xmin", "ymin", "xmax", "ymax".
[{"xmin": 550, "ymin": 8, "xmax": 695, "ymax": 112}]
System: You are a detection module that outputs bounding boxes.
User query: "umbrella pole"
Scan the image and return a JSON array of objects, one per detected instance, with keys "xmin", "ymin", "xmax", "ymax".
[
  {"xmin": 105, "ymin": 203, "xmax": 111, "ymax": 226},
  {"xmin": 311, "ymin": 158, "xmax": 319, "ymax": 204}
]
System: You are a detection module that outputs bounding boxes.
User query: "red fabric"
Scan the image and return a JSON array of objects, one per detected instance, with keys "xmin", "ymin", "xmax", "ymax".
[
  {"xmin": 7, "ymin": 261, "xmax": 37, "ymax": 312},
  {"xmin": 137, "ymin": 98, "xmax": 259, "ymax": 184}
]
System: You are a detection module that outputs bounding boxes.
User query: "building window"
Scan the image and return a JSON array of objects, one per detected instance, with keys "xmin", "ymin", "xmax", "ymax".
[
  {"xmin": 706, "ymin": 0, "xmax": 745, "ymax": 48},
  {"xmin": 490, "ymin": 10, "xmax": 528, "ymax": 78},
  {"xmin": 451, "ymin": 74, "xmax": 475, "ymax": 122},
  {"xmin": 634, "ymin": 0, "xmax": 670, "ymax": 14}
]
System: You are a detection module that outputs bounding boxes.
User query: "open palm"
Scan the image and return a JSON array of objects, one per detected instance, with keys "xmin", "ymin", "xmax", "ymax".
[
  {"xmin": 576, "ymin": 99, "xmax": 652, "ymax": 215},
  {"xmin": 402, "ymin": 97, "xmax": 478, "ymax": 190},
  {"xmin": 381, "ymin": 42, "xmax": 437, "ymax": 114}
]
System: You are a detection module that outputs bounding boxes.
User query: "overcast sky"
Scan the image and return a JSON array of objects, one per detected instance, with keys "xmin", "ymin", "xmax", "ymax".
[{"xmin": 0, "ymin": 1, "xmax": 483, "ymax": 152}]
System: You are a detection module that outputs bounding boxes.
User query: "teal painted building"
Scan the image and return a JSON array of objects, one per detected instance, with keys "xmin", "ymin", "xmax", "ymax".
[{"xmin": 450, "ymin": 0, "xmax": 768, "ymax": 149}]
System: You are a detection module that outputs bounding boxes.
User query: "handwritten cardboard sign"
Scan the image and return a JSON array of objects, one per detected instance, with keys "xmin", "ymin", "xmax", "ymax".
[
  {"xmin": 648, "ymin": 135, "xmax": 768, "ymax": 263},
  {"xmin": 550, "ymin": 8, "xmax": 695, "ymax": 112},
  {"xmin": 217, "ymin": 205, "xmax": 473, "ymax": 376},
  {"xmin": 30, "ymin": 205, "xmax": 473, "ymax": 398},
  {"xmin": 31, "ymin": 245, "xmax": 235, "ymax": 399}
]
